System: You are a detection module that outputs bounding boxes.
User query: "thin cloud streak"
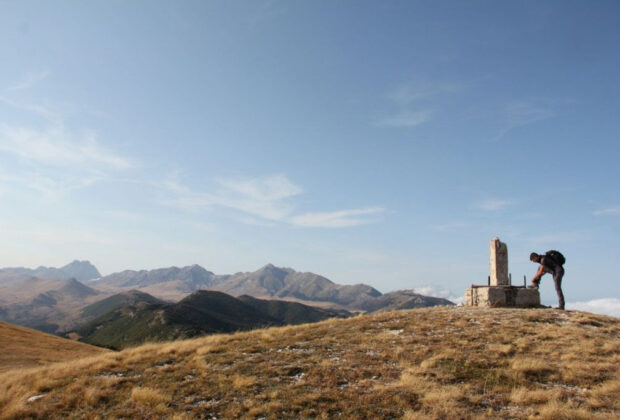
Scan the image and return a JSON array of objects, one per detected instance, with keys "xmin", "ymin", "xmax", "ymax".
[
  {"xmin": 593, "ymin": 205, "xmax": 620, "ymax": 216},
  {"xmin": 376, "ymin": 110, "xmax": 432, "ymax": 128},
  {"xmin": 7, "ymin": 70, "xmax": 49, "ymax": 91},
  {"xmin": 162, "ymin": 173, "xmax": 300, "ymax": 221},
  {"xmin": 387, "ymin": 82, "xmax": 463, "ymax": 105},
  {"xmin": 0, "ymin": 96, "xmax": 62, "ymax": 124},
  {"xmin": 161, "ymin": 173, "xmax": 385, "ymax": 228},
  {"xmin": 567, "ymin": 298, "xmax": 620, "ymax": 318},
  {"xmin": 476, "ymin": 198, "xmax": 511, "ymax": 212},
  {"xmin": 290, "ymin": 207, "xmax": 385, "ymax": 228},
  {"xmin": 376, "ymin": 80, "xmax": 464, "ymax": 129},
  {"xmin": 0, "ymin": 125, "xmax": 131, "ymax": 169},
  {"xmin": 494, "ymin": 99, "xmax": 555, "ymax": 140},
  {"xmin": 0, "ymin": 98, "xmax": 134, "ymax": 199}
]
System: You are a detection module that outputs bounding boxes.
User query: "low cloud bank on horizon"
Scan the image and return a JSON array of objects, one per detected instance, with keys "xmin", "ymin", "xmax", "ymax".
[
  {"xmin": 413, "ymin": 285, "xmax": 465, "ymax": 305},
  {"xmin": 566, "ymin": 298, "xmax": 620, "ymax": 318}
]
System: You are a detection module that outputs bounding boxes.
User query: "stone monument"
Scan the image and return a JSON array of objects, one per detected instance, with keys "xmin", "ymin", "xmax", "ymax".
[
  {"xmin": 489, "ymin": 237, "xmax": 508, "ymax": 286},
  {"xmin": 465, "ymin": 237, "xmax": 540, "ymax": 307}
]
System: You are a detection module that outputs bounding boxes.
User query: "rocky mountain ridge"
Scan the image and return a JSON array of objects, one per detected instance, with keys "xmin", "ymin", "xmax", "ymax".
[
  {"xmin": 93, "ymin": 263, "xmax": 388, "ymax": 309},
  {"xmin": 0, "ymin": 260, "xmax": 101, "ymax": 283}
]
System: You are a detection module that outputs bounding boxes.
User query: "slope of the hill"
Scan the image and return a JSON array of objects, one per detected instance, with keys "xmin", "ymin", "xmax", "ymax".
[
  {"xmin": 237, "ymin": 295, "xmax": 351, "ymax": 324},
  {"xmin": 79, "ymin": 290, "xmax": 166, "ymax": 320},
  {"xmin": 0, "ymin": 321, "xmax": 109, "ymax": 373},
  {"xmin": 73, "ymin": 291, "xmax": 350, "ymax": 350},
  {"xmin": 1, "ymin": 307, "xmax": 618, "ymax": 419}
]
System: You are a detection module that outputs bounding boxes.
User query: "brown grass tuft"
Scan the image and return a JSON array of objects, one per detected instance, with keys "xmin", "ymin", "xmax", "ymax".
[
  {"xmin": 538, "ymin": 399, "xmax": 594, "ymax": 420},
  {"xmin": 130, "ymin": 387, "xmax": 171, "ymax": 407}
]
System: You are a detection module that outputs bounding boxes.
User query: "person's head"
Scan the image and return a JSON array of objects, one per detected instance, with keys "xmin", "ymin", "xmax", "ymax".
[{"xmin": 530, "ymin": 252, "xmax": 540, "ymax": 263}]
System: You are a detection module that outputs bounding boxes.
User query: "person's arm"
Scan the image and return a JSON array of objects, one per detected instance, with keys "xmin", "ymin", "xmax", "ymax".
[{"xmin": 531, "ymin": 264, "xmax": 546, "ymax": 283}]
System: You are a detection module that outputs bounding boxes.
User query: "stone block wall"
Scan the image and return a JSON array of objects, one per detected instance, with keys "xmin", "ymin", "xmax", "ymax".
[{"xmin": 466, "ymin": 286, "xmax": 540, "ymax": 308}]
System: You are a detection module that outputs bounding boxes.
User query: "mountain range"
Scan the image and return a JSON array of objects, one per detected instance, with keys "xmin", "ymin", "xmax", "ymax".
[
  {"xmin": 0, "ymin": 261, "xmax": 454, "ymax": 336},
  {"xmin": 92, "ymin": 263, "xmax": 387, "ymax": 308}
]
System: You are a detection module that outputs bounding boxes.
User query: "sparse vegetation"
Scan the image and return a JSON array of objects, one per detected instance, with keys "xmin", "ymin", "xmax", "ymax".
[{"xmin": 0, "ymin": 307, "xmax": 618, "ymax": 419}]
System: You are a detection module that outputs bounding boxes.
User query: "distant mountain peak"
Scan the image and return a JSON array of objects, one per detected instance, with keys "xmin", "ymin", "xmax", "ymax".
[
  {"xmin": 60, "ymin": 260, "xmax": 101, "ymax": 282},
  {"xmin": 0, "ymin": 260, "xmax": 101, "ymax": 282}
]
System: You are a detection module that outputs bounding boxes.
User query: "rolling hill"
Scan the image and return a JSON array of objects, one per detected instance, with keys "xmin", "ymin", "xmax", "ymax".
[
  {"xmin": 72, "ymin": 291, "xmax": 351, "ymax": 349},
  {"xmin": 79, "ymin": 290, "xmax": 167, "ymax": 320},
  {"xmin": 0, "ymin": 321, "xmax": 108, "ymax": 373},
  {"xmin": 0, "ymin": 307, "xmax": 617, "ymax": 419}
]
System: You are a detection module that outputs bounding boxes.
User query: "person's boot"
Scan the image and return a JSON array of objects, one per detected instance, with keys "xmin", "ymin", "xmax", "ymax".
[{"xmin": 528, "ymin": 280, "xmax": 540, "ymax": 289}]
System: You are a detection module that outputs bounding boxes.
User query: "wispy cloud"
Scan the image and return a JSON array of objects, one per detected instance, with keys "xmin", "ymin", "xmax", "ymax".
[
  {"xmin": 215, "ymin": 175, "xmax": 302, "ymax": 221},
  {"xmin": 218, "ymin": 175, "xmax": 302, "ymax": 204},
  {"xmin": 567, "ymin": 298, "xmax": 620, "ymax": 318},
  {"xmin": 386, "ymin": 82, "xmax": 462, "ymax": 106},
  {"xmin": 593, "ymin": 205, "xmax": 620, "ymax": 216},
  {"xmin": 0, "ymin": 96, "xmax": 62, "ymax": 124},
  {"xmin": 0, "ymin": 125, "xmax": 131, "ymax": 169},
  {"xmin": 0, "ymin": 99, "xmax": 133, "ymax": 199},
  {"xmin": 162, "ymin": 173, "xmax": 385, "ymax": 229},
  {"xmin": 476, "ymin": 198, "xmax": 511, "ymax": 212},
  {"xmin": 162, "ymin": 173, "xmax": 301, "ymax": 221},
  {"xmin": 22, "ymin": 172, "xmax": 103, "ymax": 199},
  {"xmin": 377, "ymin": 81, "xmax": 463, "ymax": 129},
  {"xmin": 503, "ymin": 100, "xmax": 554, "ymax": 126},
  {"xmin": 376, "ymin": 110, "xmax": 432, "ymax": 128},
  {"xmin": 495, "ymin": 99, "xmax": 555, "ymax": 140},
  {"xmin": 7, "ymin": 70, "xmax": 49, "ymax": 91},
  {"xmin": 290, "ymin": 207, "xmax": 385, "ymax": 228}
]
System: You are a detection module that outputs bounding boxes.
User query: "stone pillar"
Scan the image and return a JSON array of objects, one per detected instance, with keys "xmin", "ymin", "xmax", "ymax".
[{"xmin": 489, "ymin": 237, "xmax": 509, "ymax": 286}]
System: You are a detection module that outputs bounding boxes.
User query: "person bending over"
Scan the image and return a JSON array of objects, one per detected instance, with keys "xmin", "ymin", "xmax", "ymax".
[{"xmin": 529, "ymin": 251, "xmax": 565, "ymax": 310}]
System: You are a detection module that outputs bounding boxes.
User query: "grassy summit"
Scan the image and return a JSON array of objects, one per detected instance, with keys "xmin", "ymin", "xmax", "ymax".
[{"xmin": 0, "ymin": 307, "xmax": 618, "ymax": 419}]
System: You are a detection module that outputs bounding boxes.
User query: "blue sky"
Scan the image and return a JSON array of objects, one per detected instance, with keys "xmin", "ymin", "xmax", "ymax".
[{"xmin": 0, "ymin": 1, "xmax": 618, "ymax": 311}]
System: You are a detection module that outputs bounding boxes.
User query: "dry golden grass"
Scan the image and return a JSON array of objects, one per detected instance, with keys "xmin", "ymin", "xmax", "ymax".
[
  {"xmin": 0, "ymin": 321, "xmax": 109, "ymax": 373},
  {"xmin": 131, "ymin": 386, "xmax": 171, "ymax": 407},
  {"xmin": 0, "ymin": 307, "xmax": 618, "ymax": 419}
]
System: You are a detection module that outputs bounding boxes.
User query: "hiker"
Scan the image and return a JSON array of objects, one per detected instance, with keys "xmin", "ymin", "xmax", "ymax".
[{"xmin": 529, "ymin": 251, "xmax": 565, "ymax": 310}]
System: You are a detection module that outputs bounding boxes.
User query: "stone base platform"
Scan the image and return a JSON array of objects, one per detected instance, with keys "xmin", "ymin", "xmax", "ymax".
[{"xmin": 465, "ymin": 286, "xmax": 540, "ymax": 308}]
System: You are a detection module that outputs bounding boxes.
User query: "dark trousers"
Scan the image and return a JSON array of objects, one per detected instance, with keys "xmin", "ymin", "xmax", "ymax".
[{"xmin": 553, "ymin": 267, "xmax": 565, "ymax": 309}]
